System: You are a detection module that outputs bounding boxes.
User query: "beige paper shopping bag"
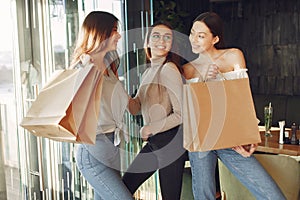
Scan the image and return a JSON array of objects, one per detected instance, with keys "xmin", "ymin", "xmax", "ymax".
[
  {"xmin": 183, "ymin": 78, "xmax": 261, "ymax": 152},
  {"xmin": 20, "ymin": 63, "xmax": 103, "ymax": 144}
]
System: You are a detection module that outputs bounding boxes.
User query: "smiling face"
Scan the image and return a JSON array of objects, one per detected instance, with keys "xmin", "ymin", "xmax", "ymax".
[
  {"xmin": 189, "ymin": 21, "xmax": 219, "ymax": 54},
  {"xmin": 104, "ymin": 23, "xmax": 121, "ymax": 52},
  {"xmin": 148, "ymin": 25, "xmax": 173, "ymax": 59},
  {"xmin": 90, "ymin": 22, "xmax": 121, "ymax": 59}
]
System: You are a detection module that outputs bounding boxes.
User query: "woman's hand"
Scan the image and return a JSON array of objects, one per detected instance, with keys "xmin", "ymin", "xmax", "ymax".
[
  {"xmin": 140, "ymin": 126, "xmax": 153, "ymax": 141},
  {"xmin": 128, "ymin": 97, "xmax": 141, "ymax": 115},
  {"xmin": 205, "ymin": 64, "xmax": 219, "ymax": 80},
  {"xmin": 232, "ymin": 143, "xmax": 258, "ymax": 157}
]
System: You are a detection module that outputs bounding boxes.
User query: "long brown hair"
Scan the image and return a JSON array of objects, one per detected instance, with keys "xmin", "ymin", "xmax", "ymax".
[{"xmin": 71, "ymin": 11, "xmax": 120, "ymax": 73}]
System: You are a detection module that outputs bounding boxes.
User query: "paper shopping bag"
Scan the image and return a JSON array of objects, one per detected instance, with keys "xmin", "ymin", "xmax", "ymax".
[
  {"xmin": 183, "ymin": 78, "xmax": 261, "ymax": 152},
  {"xmin": 20, "ymin": 63, "xmax": 103, "ymax": 144}
]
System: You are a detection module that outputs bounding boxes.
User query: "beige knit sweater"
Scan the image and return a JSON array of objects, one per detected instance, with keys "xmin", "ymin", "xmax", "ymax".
[{"xmin": 136, "ymin": 57, "xmax": 183, "ymax": 135}]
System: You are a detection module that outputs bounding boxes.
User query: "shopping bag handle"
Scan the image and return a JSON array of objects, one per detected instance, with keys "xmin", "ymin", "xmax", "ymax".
[
  {"xmin": 201, "ymin": 66, "xmax": 227, "ymax": 82},
  {"xmin": 217, "ymin": 69, "xmax": 227, "ymax": 80}
]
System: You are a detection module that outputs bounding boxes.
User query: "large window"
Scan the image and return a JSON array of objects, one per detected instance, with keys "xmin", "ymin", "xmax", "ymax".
[{"xmin": 0, "ymin": 0, "xmax": 160, "ymax": 199}]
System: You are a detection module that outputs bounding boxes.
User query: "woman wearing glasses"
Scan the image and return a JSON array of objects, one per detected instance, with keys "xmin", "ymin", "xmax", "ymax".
[{"xmin": 122, "ymin": 21, "xmax": 187, "ymax": 200}]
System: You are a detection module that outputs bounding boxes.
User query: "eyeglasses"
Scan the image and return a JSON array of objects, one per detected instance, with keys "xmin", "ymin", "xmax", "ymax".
[{"xmin": 150, "ymin": 33, "xmax": 172, "ymax": 42}]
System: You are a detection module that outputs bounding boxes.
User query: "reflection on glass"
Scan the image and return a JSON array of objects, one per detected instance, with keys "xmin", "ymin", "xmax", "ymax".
[
  {"xmin": 1, "ymin": 0, "xmax": 160, "ymax": 199},
  {"xmin": 0, "ymin": 1, "xmax": 21, "ymax": 199},
  {"xmin": 49, "ymin": 1, "xmax": 67, "ymax": 70}
]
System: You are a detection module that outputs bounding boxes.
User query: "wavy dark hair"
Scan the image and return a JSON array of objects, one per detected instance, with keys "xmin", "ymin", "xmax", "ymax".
[
  {"xmin": 144, "ymin": 21, "xmax": 182, "ymax": 73},
  {"xmin": 193, "ymin": 12, "xmax": 225, "ymax": 49}
]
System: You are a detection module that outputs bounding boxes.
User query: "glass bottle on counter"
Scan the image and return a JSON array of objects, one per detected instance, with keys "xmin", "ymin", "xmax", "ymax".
[
  {"xmin": 284, "ymin": 131, "xmax": 290, "ymax": 144},
  {"xmin": 290, "ymin": 123, "xmax": 298, "ymax": 145}
]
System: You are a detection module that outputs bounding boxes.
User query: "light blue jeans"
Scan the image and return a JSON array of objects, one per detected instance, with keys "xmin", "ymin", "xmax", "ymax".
[
  {"xmin": 76, "ymin": 133, "xmax": 133, "ymax": 200},
  {"xmin": 189, "ymin": 149, "xmax": 286, "ymax": 200}
]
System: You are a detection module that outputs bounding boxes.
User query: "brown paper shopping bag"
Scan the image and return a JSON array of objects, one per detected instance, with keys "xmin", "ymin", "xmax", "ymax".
[
  {"xmin": 183, "ymin": 78, "xmax": 261, "ymax": 152},
  {"xmin": 20, "ymin": 63, "xmax": 103, "ymax": 144}
]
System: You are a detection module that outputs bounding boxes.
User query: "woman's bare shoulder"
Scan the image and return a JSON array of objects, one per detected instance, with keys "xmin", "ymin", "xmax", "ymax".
[
  {"xmin": 223, "ymin": 48, "xmax": 246, "ymax": 69},
  {"xmin": 224, "ymin": 48, "xmax": 244, "ymax": 58}
]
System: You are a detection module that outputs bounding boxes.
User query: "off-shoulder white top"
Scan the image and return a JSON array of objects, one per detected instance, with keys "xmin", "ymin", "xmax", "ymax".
[{"xmin": 186, "ymin": 68, "xmax": 248, "ymax": 83}]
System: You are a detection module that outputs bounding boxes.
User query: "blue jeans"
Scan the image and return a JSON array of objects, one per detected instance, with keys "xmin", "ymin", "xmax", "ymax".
[
  {"xmin": 189, "ymin": 149, "xmax": 286, "ymax": 200},
  {"xmin": 76, "ymin": 133, "xmax": 133, "ymax": 200}
]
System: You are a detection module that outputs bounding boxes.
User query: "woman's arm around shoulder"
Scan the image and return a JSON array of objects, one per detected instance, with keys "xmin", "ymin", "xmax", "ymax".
[{"xmin": 182, "ymin": 62, "xmax": 196, "ymax": 79}]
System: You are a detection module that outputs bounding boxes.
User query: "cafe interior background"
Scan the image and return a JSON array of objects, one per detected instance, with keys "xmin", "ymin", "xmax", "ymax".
[{"xmin": 0, "ymin": 0, "xmax": 299, "ymax": 199}]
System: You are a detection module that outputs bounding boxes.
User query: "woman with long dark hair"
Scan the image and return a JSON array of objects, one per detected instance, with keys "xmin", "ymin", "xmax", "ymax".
[
  {"xmin": 122, "ymin": 21, "xmax": 187, "ymax": 200},
  {"xmin": 183, "ymin": 12, "xmax": 285, "ymax": 200}
]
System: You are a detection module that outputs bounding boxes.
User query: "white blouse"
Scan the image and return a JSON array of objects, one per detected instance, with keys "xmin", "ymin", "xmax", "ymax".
[
  {"xmin": 186, "ymin": 69, "xmax": 248, "ymax": 83},
  {"xmin": 80, "ymin": 54, "xmax": 129, "ymax": 146},
  {"xmin": 97, "ymin": 69, "xmax": 129, "ymax": 146}
]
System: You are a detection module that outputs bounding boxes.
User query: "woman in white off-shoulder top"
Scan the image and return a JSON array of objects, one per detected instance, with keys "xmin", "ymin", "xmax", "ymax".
[{"xmin": 183, "ymin": 12, "xmax": 285, "ymax": 200}]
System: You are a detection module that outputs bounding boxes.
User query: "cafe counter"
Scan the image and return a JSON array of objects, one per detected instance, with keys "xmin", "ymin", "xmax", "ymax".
[{"xmin": 257, "ymin": 126, "xmax": 300, "ymax": 156}]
